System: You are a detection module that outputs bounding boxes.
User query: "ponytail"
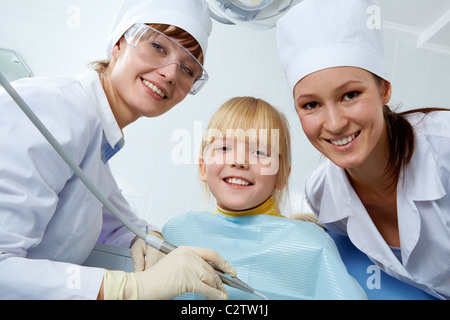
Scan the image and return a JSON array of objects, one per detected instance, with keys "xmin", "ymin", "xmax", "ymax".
[
  {"xmin": 371, "ymin": 73, "xmax": 449, "ymax": 186},
  {"xmin": 383, "ymin": 105, "xmax": 414, "ymax": 186},
  {"xmin": 383, "ymin": 105, "xmax": 449, "ymax": 186}
]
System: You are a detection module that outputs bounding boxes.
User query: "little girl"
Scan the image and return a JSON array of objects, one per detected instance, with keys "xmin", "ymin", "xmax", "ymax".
[{"xmin": 162, "ymin": 97, "xmax": 366, "ymax": 300}]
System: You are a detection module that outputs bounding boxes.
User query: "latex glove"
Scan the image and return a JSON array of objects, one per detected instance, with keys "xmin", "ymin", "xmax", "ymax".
[
  {"xmin": 103, "ymin": 246, "xmax": 237, "ymax": 300},
  {"xmin": 130, "ymin": 231, "xmax": 166, "ymax": 271}
]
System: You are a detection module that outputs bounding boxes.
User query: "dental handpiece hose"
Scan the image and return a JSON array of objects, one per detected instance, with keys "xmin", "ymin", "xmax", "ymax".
[{"xmin": 0, "ymin": 72, "xmax": 266, "ymax": 299}]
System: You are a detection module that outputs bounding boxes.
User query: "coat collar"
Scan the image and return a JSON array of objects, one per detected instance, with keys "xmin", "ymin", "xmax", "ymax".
[
  {"xmin": 318, "ymin": 162, "xmax": 409, "ymax": 275},
  {"xmin": 77, "ymin": 70, "xmax": 123, "ymax": 149},
  {"xmin": 317, "ymin": 130, "xmax": 446, "ymax": 274},
  {"xmin": 318, "ymin": 131, "xmax": 446, "ymax": 225},
  {"xmin": 400, "ymin": 132, "xmax": 446, "ymax": 201},
  {"xmin": 317, "ymin": 162, "xmax": 354, "ymax": 224}
]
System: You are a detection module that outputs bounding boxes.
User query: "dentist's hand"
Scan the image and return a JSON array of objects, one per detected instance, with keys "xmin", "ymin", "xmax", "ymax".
[
  {"xmin": 102, "ymin": 246, "xmax": 237, "ymax": 300},
  {"xmin": 130, "ymin": 232, "xmax": 165, "ymax": 271}
]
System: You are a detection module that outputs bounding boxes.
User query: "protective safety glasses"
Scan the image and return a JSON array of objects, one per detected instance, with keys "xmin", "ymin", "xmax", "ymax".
[{"xmin": 124, "ymin": 23, "xmax": 208, "ymax": 95}]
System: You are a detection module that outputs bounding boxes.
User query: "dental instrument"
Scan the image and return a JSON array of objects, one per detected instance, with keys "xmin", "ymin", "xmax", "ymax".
[
  {"xmin": 0, "ymin": 72, "xmax": 266, "ymax": 300},
  {"xmin": 143, "ymin": 226, "xmax": 267, "ymax": 299}
]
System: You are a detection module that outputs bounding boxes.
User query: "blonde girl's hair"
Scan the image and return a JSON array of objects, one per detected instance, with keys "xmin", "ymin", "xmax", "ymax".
[
  {"xmin": 90, "ymin": 24, "xmax": 204, "ymax": 76},
  {"xmin": 200, "ymin": 96, "xmax": 292, "ymax": 214}
]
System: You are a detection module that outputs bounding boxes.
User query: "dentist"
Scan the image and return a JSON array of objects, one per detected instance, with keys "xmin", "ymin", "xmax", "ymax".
[
  {"xmin": 0, "ymin": 0, "xmax": 236, "ymax": 300},
  {"xmin": 277, "ymin": 0, "xmax": 450, "ymax": 299}
]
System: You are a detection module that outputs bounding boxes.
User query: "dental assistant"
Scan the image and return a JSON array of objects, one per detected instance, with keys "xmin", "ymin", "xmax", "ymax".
[
  {"xmin": 277, "ymin": 0, "xmax": 450, "ymax": 299},
  {"xmin": 0, "ymin": 0, "xmax": 236, "ymax": 300}
]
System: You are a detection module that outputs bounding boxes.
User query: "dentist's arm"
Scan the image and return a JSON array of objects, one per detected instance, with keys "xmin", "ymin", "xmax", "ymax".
[{"xmin": 101, "ymin": 246, "xmax": 237, "ymax": 300}]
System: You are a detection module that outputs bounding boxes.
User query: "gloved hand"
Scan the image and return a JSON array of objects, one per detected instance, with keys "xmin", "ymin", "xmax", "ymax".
[
  {"xmin": 102, "ymin": 246, "xmax": 237, "ymax": 300},
  {"xmin": 130, "ymin": 231, "xmax": 166, "ymax": 271}
]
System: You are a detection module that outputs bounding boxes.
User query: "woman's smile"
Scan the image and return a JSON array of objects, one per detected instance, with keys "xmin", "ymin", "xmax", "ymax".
[
  {"xmin": 326, "ymin": 130, "xmax": 360, "ymax": 147},
  {"xmin": 294, "ymin": 67, "xmax": 390, "ymax": 170},
  {"xmin": 141, "ymin": 77, "xmax": 167, "ymax": 99}
]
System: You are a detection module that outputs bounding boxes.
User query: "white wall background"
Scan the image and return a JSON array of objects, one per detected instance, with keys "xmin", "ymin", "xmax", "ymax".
[{"xmin": 1, "ymin": 0, "xmax": 450, "ymax": 229}]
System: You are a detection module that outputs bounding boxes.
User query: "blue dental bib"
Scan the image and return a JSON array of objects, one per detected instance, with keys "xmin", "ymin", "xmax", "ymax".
[{"xmin": 162, "ymin": 211, "xmax": 367, "ymax": 300}]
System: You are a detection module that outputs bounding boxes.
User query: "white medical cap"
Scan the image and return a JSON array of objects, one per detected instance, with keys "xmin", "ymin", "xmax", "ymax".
[
  {"xmin": 106, "ymin": 0, "xmax": 212, "ymax": 58},
  {"xmin": 277, "ymin": 0, "xmax": 390, "ymax": 92}
]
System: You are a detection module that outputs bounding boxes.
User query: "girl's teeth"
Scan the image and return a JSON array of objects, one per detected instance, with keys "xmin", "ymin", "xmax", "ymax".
[
  {"xmin": 142, "ymin": 79, "xmax": 166, "ymax": 98},
  {"xmin": 226, "ymin": 178, "xmax": 250, "ymax": 186},
  {"xmin": 330, "ymin": 133, "xmax": 358, "ymax": 146}
]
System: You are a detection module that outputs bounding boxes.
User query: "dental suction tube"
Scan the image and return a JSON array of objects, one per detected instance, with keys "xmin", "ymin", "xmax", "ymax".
[
  {"xmin": 0, "ymin": 72, "xmax": 266, "ymax": 299},
  {"xmin": 0, "ymin": 72, "xmax": 148, "ymax": 242}
]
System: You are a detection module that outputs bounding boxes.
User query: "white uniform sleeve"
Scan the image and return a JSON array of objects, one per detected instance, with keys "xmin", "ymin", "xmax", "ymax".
[
  {"xmin": 0, "ymin": 79, "xmax": 105, "ymax": 299},
  {"xmin": 0, "ymin": 257, "xmax": 105, "ymax": 299}
]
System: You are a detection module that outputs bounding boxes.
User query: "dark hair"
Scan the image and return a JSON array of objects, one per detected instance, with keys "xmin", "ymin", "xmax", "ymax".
[
  {"xmin": 382, "ymin": 105, "xmax": 414, "ymax": 187},
  {"xmin": 376, "ymin": 74, "xmax": 449, "ymax": 187}
]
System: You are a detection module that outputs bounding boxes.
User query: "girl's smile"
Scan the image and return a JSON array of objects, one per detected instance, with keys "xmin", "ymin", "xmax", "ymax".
[
  {"xmin": 200, "ymin": 138, "xmax": 279, "ymax": 212},
  {"xmin": 223, "ymin": 176, "xmax": 253, "ymax": 187}
]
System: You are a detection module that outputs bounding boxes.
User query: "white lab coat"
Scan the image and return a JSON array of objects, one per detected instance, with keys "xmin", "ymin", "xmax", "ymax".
[
  {"xmin": 305, "ymin": 111, "xmax": 450, "ymax": 300},
  {"xmin": 0, "ymin": 70, "xmax": 151, "ymax": 299}
]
